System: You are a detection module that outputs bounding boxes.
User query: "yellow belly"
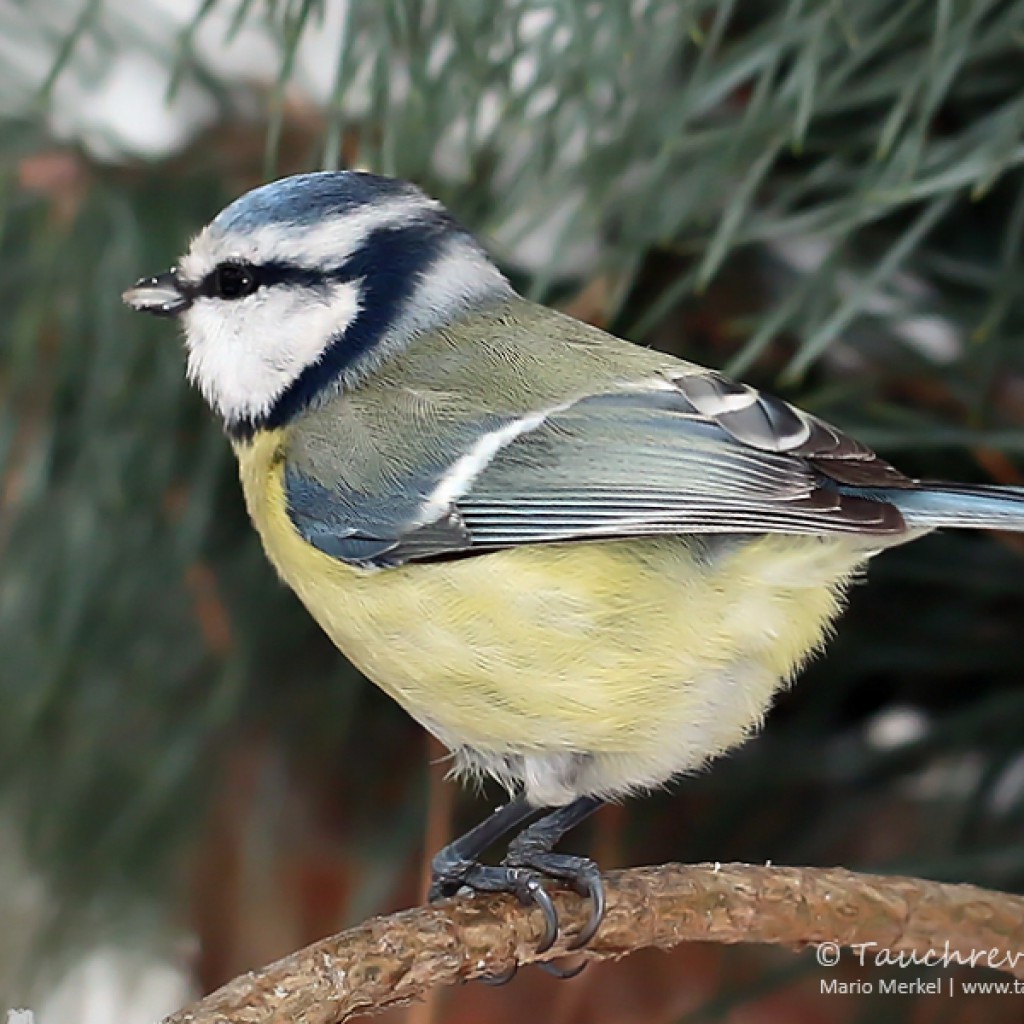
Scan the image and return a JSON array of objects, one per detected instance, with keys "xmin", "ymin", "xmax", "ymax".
[{"xmin": 236, "ymin": 430, "xmax": 868, "ymax": 801}]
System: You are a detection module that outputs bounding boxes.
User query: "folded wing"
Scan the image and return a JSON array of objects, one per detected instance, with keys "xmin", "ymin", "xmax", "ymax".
[{"xmin": 286, "ymin": 369, "xmax": 912, "ymax": 568}]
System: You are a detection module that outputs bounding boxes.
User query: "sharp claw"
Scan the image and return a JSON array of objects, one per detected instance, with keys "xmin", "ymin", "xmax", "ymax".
[
  {"xmin": 516, "ymin": 875, "xmax": 559, "ymax": 954},
  {"xmin": 480, "ymin": 962, "xmax": 518, "ymax": 986},
  {"xmin": 539, "ymin": 957, "xmax": 588, "ymax": 980},
  {"xmin": 566, "ymin": 871, "xmax": 606, "ymax": 950}
]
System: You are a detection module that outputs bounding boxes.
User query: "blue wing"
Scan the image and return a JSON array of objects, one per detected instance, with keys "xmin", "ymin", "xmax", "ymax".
[{"xmin": 285, "ymin": 371, "xmax": 911, "ymax": 568}]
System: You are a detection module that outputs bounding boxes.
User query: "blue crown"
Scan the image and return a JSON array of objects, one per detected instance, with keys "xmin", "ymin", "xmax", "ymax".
[{"xmin": 212, "ymin": 171, "xmax": 424, "ymax": 232}]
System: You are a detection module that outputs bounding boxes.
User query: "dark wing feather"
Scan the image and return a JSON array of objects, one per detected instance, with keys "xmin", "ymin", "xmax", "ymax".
[
  {"xmin": 286, "ymin": 372, "xmax": 911, "ymax": 568},
  {"xmin": 668, "ymin": 368, "xmax": 913, "ymax": 487}
]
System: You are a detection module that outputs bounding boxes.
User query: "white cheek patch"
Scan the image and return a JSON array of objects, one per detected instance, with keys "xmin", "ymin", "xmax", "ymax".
[{"xmin": 183, "ymin": 280, "xmax": 361, "ymax": 422}]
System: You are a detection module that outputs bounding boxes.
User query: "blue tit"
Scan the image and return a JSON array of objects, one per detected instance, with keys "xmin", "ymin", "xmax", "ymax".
[{"xmin": 124, "ymin": 171, "xmax": 1024, "ymax": 951}]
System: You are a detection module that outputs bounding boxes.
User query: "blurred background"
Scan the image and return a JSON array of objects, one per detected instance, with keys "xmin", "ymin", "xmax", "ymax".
[{"xmin": 2, "ymin": 1, "xmax": 1024, "ymax": 1021}]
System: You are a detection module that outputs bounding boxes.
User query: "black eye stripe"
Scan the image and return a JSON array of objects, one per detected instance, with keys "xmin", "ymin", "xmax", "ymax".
[
  {"xmin": 263, "ymin": 264, "xmax": 334, "ymax": 289},
  {"xmin": 196, "ymin": 260, "xmax": 345, "ymax": 299},
  {"xmin": 196, "ymin": 212, "xmax": 462, "ymax": 301},
  {"xmin": 196, "ymin": 211, "xmax": 464, "ymax": 303}
]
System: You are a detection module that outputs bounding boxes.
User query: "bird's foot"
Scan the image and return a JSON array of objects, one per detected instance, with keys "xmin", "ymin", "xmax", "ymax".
[
  {"xmin": 503, "ymin": 814, "xmax": 606, "ymax": 952},
  {"xmin": 427, "ymin": 795, "xmax": 536, "ymax": 903},
  {"xmin": 427, "ymin": 795, "xmax": 605, "ymax": 980},
  {"xmin": 432, "ymin": 862, "xmax": 563, "ymax": 949},
  {"xmin": 429, "ymin": 858, "xmax": 592, "ymax": 981}
]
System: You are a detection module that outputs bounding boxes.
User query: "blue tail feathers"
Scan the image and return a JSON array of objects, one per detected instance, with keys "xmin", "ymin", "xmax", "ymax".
[{"xmin": 865, "ymin": 483, "xmax": 1024, "ymax": 531}]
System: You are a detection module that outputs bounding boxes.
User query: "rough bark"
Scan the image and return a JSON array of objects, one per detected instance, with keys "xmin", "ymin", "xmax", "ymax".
[{"xmin": 164, "ymin": 862, "xmax": 1024, "ymax": 1024}]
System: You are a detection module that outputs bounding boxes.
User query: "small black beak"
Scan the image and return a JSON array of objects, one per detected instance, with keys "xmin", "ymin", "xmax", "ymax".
[{"xmin": 122, "ymin": 270, "xmax": 191, "ymax": 317}]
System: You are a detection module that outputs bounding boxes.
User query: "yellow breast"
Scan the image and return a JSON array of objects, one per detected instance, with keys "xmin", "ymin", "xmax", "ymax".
[{"xmin": 235, "ymin": 430, "xmax": 868, "ymax": 797}]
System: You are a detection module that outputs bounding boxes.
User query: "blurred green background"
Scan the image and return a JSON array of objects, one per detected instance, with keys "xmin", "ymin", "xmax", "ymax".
[{"xmin": 2, "ymin": 2, "xmax": 1024, "ymax": 1022}]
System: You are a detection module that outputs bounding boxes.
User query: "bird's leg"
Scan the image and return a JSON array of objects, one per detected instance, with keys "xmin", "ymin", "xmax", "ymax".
[
  {"xmin": 429, "ymin": 795, "xmax": 559, "ymax": 984},
  {"xmin": 502, "ymin": 796, "xmax": 606, "ymax": 950},
  {"xmin": 429, "ymin": 794, "xmax": 605, "ymax": 977},
  {"xmin": 428, "ymin": 795, "xmax": 537, "ymax": 901}
]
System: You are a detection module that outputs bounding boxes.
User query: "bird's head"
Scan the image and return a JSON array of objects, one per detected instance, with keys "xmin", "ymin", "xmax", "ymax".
[{"xmin": 123, "ymin": 171, "xmax": 511, "ymax": 436}]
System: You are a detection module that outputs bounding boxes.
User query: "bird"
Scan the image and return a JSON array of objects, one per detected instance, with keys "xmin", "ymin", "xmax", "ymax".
[{"xmin": 124, "ymin": 170, "xmax": 1024, "ymax": 959}]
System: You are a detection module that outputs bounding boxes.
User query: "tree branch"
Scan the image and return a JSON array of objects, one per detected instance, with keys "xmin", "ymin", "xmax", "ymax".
[{"xmin": 164, "ymin": 863, "xmax": 1024, "ymax": 1024}]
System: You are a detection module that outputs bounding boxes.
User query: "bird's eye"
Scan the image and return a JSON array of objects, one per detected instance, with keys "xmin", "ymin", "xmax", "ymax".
[{"xmin": 212, "ymin": 262, "xmax": 258, "ymax": 300}]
